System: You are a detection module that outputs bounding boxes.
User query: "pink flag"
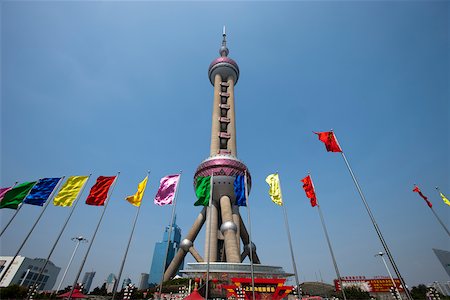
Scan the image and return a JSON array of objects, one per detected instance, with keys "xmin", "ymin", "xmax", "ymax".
[
  {"xmin": 0, "ymin": 187, "xmax": 12, "ymax": 203},
  {"xmin": 154, "ymin": 174, "xmax": 180, "ymax": 206}
]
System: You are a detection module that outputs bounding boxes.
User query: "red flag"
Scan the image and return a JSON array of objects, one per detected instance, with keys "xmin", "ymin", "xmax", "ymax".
[
  {"xmin": 301, "ymin": 175, "xmax": 317, "ymax": 207},
  {"xmin": 413, "ymin": 186, "xmax": 432, "ymax": 208},
  {"xmin": 314, "ymin": 131, "xmax": 342, "ymax": 152},
  {"xmin": 86, "ymin": 176, "xmax": 116, "ymax": 206}
]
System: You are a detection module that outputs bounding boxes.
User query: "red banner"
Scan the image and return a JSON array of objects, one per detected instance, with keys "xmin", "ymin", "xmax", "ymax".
[{"xmin": 334, "ymin": 278, "xmax": 404, "ymax": 292}]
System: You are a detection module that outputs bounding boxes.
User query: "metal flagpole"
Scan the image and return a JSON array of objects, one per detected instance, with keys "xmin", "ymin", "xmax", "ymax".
[
  {"xmin": 0, "ymin": 178, "xmax": 56, "ymax": 283},
  {"xmin": 28, "ymin": 175, "xmax": 91, "ymax": 293},
  {"xmin": 309, "ymin": 174, "xmax": 347, "ymax": 300},
  {"xmin": 429, "ymin": 206, "xmax": 450, "ymax": 237},
  {"xmin": 277, "ymin": 173, "xmax": 301, "ymax": 297},
  {"xmin": 158, "ymin": 171, "xmax": 182, "ymax": 299},
  {"xmin": 112, "ymin": 171, "xmax": 150, "ymax": 300},
  {"xmin": 68, "ymin": 172, "xmax": 120, "ymax": 300},
  {"xmin": 316, "ymin": 204, "xmax": 347, "ymax": 300},
  {"xmin": 244, "ymin": 170, "xmax": 256, "ymax": 300},
  {"xmin": 0, "ymin": 181, "xmax": 20, "ymax": 237},
  {"xmin": 336, "ymin": 142, "xmax": 413, "ymax": 300},
  {"xmin": 54, "ymin": 236, "xmax": 88, "ymax": 294},
  {"xmin": 205, "ymin": 174, "xmax": 213, "ymax": 300}
]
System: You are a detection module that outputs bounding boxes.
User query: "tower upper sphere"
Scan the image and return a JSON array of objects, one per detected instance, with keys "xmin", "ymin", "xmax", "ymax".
[{"xmin": 208, "ymin": 28, "xmax": 240, "ymax": 85}]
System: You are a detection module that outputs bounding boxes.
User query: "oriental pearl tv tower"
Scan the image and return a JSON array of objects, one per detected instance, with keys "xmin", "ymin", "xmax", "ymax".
[{"xmin": 163, "ymin": 29, "xmax": 290, "ymax": 289}]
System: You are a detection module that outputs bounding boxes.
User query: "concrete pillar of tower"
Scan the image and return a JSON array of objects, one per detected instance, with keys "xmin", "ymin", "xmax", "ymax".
[
  {"xmin": 232, "ymin": 205, "xmax": 241, "ymax": 254},
  {"xmin": 163, "ymin": 249, "xmax": 187, "ymax": 282},
  {"xmin": 204, "ymin": 203, "xmax": 218, "ymax": 262},
  {"xmin": 239, "ymin": 214, "xmax": 261, "ymax": 264},
  {"xmin": 227, "ymin": 77, "xmax": 237, "ymax": 157},
  {"xmin": 188, "ymin": 247, "xmax": 204, "ymax": 262},
  {"xmin": 210, "ymin": 74, "xmax": 222, "ymax": 156},
  {"xmin": 220, "ymin": 195, "xmax": 240, "ymax": 263},
  {"xmin": 164, "ymin": 208, "xmax": 207, "ymax": 281}
]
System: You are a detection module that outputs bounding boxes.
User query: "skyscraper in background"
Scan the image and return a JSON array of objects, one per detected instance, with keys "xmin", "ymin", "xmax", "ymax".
[
  {"xmin": 81, "ymin": 271, "xmax": 95, "ymax": 293},
  {"xmin": 138, "ymin": 273, "xmax": 149, "ymax": 290},
  {"xmin": 105, "ymin": 273, "xmax": 117, "ymax": 294},
  {"xmin": 148, "ymin": 216, "xmax": 183, "ymax": 285}
]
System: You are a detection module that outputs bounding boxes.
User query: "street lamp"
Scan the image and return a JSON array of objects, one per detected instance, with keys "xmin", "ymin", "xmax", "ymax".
[
  {"xmin": 375, "ymin": 252, "xmax": 402, "ymax": 300},
  {"xmin": 55, "ymin": 236, "xmax": 88, "ymax": 293}
]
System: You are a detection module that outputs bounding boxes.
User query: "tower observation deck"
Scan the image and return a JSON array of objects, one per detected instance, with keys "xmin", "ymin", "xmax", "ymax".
[{"xmin": 163, "ymin": 30, "xmax": 290, "ymax": 287}]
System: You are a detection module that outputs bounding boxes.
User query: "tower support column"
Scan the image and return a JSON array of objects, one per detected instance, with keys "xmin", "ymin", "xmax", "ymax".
[
  {"xmin": 204, "ymin": 204, "xmax": 218, "ymax": 262},
  {"xmin": 220, "ymin": 195, "xmax": 240, "ymax": 263},
  {"xmin": 164, "ymin": 208, "xmax": 206, "ymax": 281},
  {"xmin": 232, "ymin": 205, "xmax": 241, "ymax": 253}
]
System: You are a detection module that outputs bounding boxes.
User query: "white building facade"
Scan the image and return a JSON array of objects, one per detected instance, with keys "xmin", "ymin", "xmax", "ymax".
[{"xmin": 0, "ymin": 256, "xmax": 61, "ymax": 291}]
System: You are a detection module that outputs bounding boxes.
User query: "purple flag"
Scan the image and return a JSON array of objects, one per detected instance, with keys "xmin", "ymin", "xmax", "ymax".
[
  {"xmin": 154, "ymin": 174, "xmax": 180, "ymax": 206},
  {"xmin": 0, "ymin": 187, "xmax": 12, "ymax": 202}
]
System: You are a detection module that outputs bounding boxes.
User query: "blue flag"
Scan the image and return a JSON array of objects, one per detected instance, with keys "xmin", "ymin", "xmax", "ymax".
[
  {"xmin": 24, "ymin": 178, "xmax": 61, "ymax": 206},
  {"xmin": 234, "ymin": 175, "xmax": 246, "ymax": 206}
]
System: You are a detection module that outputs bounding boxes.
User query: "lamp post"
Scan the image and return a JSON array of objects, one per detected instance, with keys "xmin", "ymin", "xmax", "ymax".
[
  {"xmin": 55, "ymin": 236, "xmax": 88, "ymax": 293},
  {"xmin": 375, "ymin": 252, "xmax": 402, "ymax": 300}
]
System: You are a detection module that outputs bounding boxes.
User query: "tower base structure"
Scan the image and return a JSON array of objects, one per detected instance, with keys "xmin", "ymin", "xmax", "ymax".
[{"xmin": 181, "ymin": 262, "xmax": 295, "ymax": 300}]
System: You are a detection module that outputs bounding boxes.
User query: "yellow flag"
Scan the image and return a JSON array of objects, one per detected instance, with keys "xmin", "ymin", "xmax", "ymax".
[
  {"xmin": 53, "ymin": 176, "xmax": 89, "ymax": 207},
  {"xmin": 126, "ymin": 176, "xmax": 148, "ymax": 207},
  {"xmin": 265, "ymin": 173, "xmax": 283, "ymax": 206},
  {"xmin": 440, "ymin": 192, "xmax": 450, "ymax": 206}
]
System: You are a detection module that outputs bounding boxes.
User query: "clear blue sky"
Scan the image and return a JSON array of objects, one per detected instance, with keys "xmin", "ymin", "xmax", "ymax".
[{"xmin": 1, "ymin": 0, "xmax": 449, "ymax": 292}]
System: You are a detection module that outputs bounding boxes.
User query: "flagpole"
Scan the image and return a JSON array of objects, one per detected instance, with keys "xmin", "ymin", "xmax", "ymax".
[
  {"xmin": 68, "ymin": 172, "xmax": 120, "ymax": 300},
  {"xmin": 429, "ymin": 206, "xmax": 450, "ymax": 237},
  {"xmin": 308, "ymin": 174, "xmax": 346, "ymax": 300},
  {"xmin": 113, "ymin": 171, "xmax": 150, "ymax": 300},
  {"xmin": 27, "ymin": 175, "xmax": 91, "ymax": 293},
  {"xmin": 158, "ymin": 171, "xmax": 182, "ymax": 299},
  {"xmin": 431, "ymin": 187, "xmax": 450, "ymax": 237},
  {"xmin": 0, "ymin": 182, "xmax": 22, "ymax": 237},
  {"xmin": 278, "ymin": 173, "xmax": 301, "ymax": 297},
  {"xmin": 316, "ymin": 203, "xmax": 347, "ymax": 300},
  {"xmin": 338, "ymin": 150, "xmax": 413, "ymax": 300},
  {"xmin": 244, "ymin": 170, "xmax": 256, "ymax": 300},
  {"xmin": 0, "ymin": 179, "xmax": 54, "ymax": 284},
  {"xmin": 205, "ymin": 174, "xmax": 213, "ymax": 300}
]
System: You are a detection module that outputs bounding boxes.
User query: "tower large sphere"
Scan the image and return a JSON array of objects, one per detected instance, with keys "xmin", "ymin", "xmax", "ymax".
[{"xmin": 208, "ymin": 56, "xmax": 240, "ymax": 85}]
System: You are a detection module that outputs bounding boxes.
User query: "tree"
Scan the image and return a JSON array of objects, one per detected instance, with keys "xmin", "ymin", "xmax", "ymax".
[
  {"xmin": 343, "ymin": 286, "xmax": 371, "ymax": 300},
  {"xmin": 91, "ymin": 282, "xmax": 108, "ymax": 296},
  {"xmin": 411, "ymin": 284, "xmax": 427, "ymax": 300},
  {"xmin": 0, "ymin": 285, "xmax": 28, "ymax": 299}
]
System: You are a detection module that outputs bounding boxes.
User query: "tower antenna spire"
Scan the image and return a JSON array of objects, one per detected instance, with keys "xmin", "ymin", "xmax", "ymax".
[{"xmin": 220, "ymin": 26, "xmax": 229, "ymax": 57}]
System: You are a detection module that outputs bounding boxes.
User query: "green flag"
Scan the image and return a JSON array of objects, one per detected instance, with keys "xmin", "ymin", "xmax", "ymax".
[
  {"xmin": 0, "ymin": 181, "xmax": 37, "ymax": 209},
  {"xmin": 194, "ymin": 176, "xmax": 211, "ymax": 206}
]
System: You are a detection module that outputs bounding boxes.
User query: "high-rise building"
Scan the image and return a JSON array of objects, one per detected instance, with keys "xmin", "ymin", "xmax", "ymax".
[
  {"xmin": 105, "ymin": 273, "xmax": 117, "ymax": 294},
  {"xmin": 138, "ymin": 273, "xmax": 149, "ymax": 290},
  {"xmin": 81, "ymin": 271, "xmax": 95, "ymax": 293},
  {"xmin": 148, "ymin": 216, "xmax": 183, "ymax": 285},
  {"xmin": 0, "ymin": 256, "xmax": 60, "ymax": 291}
]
